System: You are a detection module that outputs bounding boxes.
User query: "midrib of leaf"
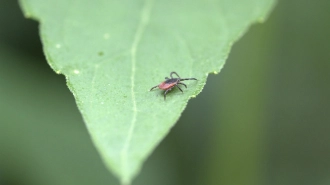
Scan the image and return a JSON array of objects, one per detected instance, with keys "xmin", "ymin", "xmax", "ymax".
[{"xmin": 121, "ymin": 0, "xmax": 153, "ymax": 184}]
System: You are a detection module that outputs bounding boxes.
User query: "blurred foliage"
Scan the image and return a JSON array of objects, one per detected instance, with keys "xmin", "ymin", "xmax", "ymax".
[{"xmin": 1, "ymin": 0, "xmax": 330, "ymax": 185}]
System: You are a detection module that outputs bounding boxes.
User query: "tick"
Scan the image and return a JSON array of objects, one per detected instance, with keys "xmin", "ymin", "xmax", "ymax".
[{"xmin": 150, "ymin": 72, "xmax": 197, "ymax": 100}]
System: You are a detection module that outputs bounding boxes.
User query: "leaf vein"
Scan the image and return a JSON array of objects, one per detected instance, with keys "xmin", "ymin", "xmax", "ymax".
[{"xmin": 120, "ymin": 0, "xmax": 153, "ymax": 183}]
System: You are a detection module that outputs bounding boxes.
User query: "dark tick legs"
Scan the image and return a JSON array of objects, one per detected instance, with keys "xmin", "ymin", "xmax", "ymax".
[
  {"xmin": 170, "ymin": 72, "xmax": 181, "ymax": 79},
  {"xmin": 164, "ymin": 88, "xmax": 172, "ymax": 100},
  {"xmin": 170, "ymin": 72, "xmax": 197, "ymax": 81},
  {"xmin": 178, "ymin": 82, "xmax": 187, "ymax": 88},
  {"xmin": 150, "ymin": 85, "xmax": 158, "ymax": 91},
  {"xmin": 164, "ymin": 85, "xmax": 184, "ymax": 100},
  {"xmin": 180, "ymin": 78, "xmax": 197, "ymax": 81},
  {"xmin": 176, "ymin": 85, "xmax": 183, "ymax": 93}
]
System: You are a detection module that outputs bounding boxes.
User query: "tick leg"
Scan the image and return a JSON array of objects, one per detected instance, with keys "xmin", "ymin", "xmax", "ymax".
[
  {"xmin": 165, "ymin": 77, "xmax": 169, "ymax": 80},
  {"xmin": 176, "ymin": 85, "xmax": 183, "ymax": 93},
  {"xmin": 164, "ymin": 88, "xmax": 172, "ymax": 100},
  {"xmin": 170, "ymin": 72, "xmax": 181, "ymax": 79},
  {"xmin": 180, "ymin": 78, "xmax": 197, "ymax": 81},
  {"xmin": 178, "ymin": 82, "xmax": 187, "ymax": 88},
  {"xmin": 150, "ymin": 85, "xmax": 158, "ymax": 91}
]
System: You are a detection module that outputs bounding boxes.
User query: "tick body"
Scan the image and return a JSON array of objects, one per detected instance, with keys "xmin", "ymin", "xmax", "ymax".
[{"xmin": 150, "ymin": 72, "xmax": 197, "ymax": 100}]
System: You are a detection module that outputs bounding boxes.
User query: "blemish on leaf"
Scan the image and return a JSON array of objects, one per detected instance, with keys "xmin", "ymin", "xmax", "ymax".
[
  {"xmin": 25, "ymin": 13, "xmax": 32, "ymax": 18},
  {"xmin": 73, "ymin": 69, "xmax": 80, "ymax": 74},
  {"xmin": 98, "ymin": 51, "xmax": 104, "ymax": 56},
  {"xmin": 103, "ymin": 33, "xmax": 110, "ymax": 39},
  {"xmin": 55, "ymin": 44, "xmax": 61, "ymax": 49}
]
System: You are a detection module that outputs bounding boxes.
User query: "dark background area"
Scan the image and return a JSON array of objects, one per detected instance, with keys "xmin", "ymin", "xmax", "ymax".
[{"xmin": 1, "ymin": 0, "xmax": 329, "ymax": 185}]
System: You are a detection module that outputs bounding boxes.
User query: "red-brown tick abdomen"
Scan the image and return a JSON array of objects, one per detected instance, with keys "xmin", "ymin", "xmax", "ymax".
[
  {"xmin": 158, "ymin": 78, "xmax": 179, "ymax": 90},
  {"xmin": 158, "ymin": 82, "xmax": 175, "ymax": 90}
]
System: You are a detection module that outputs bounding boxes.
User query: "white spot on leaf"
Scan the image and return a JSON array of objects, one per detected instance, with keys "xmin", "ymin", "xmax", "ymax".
[
  {"xmin": 103, "ymin": 33, "xmax": 110, "ymax": 39},
  {"xmin": 73, "ymin": 69, "xmax": 80, "ymax": 74}
]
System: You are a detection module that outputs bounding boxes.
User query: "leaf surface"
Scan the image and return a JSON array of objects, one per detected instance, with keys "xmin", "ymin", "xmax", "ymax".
[{"xmin": 20, "ymin": 0, "xmax": 275, "ymax": 184}]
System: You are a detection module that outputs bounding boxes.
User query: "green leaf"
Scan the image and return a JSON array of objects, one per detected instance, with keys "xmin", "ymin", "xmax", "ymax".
[{"xmin": 19, "ymin": 0, "xmax": 275, "ymax": 184}]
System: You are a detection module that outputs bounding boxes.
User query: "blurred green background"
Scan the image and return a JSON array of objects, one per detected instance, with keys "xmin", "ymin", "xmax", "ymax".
[{"xmin": 1, "ymin": 0, "xmax": 330, "ymax": 185}]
